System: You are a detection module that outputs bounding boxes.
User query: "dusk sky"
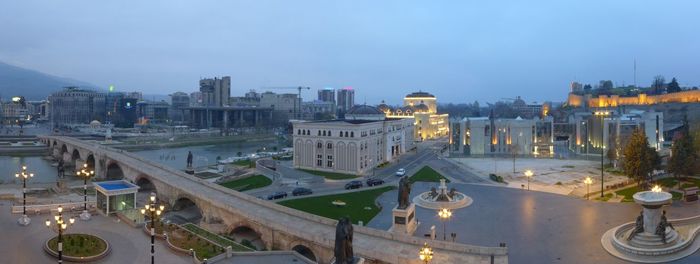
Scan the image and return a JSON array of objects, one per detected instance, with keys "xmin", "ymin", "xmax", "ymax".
[{"xmin": 1, "ymin": 0, "xmax": 699, "ymax": 105}]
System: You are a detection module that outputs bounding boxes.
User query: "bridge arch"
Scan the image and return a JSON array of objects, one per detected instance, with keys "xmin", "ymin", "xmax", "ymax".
[
  {"xmin": 135, "ymin": 176, "xmax": 156, "ymax": 192},
  {"xmin": 228, "ymin": 224, "xmax": 264, "ymax": 250},
  {"xmin": 85, "ymin": 154, "xmax": 95, "ymax": 169},
  {"xmin": 71, "ymin": 149, "xmax": 81, "ymax": 162},
  {"xmin": 106, "ymin": 162, "xmax": 125, "ymax": 180},
  {"xmin": 291, "ymin": 244, "xmax": 317, "ymax": 262},
  {"xmin": 168, "ymin": 196, "xmax": 202, "ymax": 224},
  {"xmin": 61, "ymin": 144, "xmax": 68, "ymax": 156}
]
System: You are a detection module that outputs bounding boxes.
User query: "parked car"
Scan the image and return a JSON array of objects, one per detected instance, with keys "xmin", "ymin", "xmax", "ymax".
[
  {"xmin": 396, "ymin": 168, "xmax": 406, "ymax": 176},
  {"xmin": 366, "ymin": 178, "xmax": 385, "ymax": 186},
  {"xmin": 344, "ymin": 180, "xmax": 363, "ymax": 190},
  {"xmin": 292, "ymin": 187, "xmax": 313, "ymax": 196},
  {"xmin": 266, "ymin": 191, "xmax": 288, "ymax": 200}
]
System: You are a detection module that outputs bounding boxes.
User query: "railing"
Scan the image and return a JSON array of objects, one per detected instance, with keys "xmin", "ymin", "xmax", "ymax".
[{"xmin": 11, "ymin": 201, "xmax": 96, "ymax": 214}]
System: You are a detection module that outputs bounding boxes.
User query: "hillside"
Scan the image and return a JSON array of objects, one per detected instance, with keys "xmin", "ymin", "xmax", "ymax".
[{"xmin": 0, "ymin": 61, "xmax": 100, "ymax": 100}]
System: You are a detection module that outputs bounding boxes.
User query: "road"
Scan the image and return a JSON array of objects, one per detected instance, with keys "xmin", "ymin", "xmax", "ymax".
[{"xmin": 248, "ymin": 140, "xmax": 491, "ymax": 200}]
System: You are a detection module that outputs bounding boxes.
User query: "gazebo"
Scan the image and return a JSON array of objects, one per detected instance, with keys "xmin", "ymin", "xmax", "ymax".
[{"xmin": 93, "ymin": 180, "xmax": 139, "ymax": 215}]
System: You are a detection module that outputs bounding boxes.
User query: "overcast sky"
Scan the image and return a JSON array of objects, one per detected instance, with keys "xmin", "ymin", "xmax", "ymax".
[{"xmin": 1, "ymin": 0, "xmax": 699, "ymax": 105}]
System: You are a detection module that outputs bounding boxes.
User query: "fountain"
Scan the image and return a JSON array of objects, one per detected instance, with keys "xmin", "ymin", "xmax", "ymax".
[
  {"xmin": 413, "ymin": 179, "xmax": 472, "ymax": 210},
  {"xmin": 601, "ymin": 186, "xmax": 700, "ymax": 263}
]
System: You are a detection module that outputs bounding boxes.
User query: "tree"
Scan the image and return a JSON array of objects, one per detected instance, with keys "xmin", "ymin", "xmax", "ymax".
[
  {"xmin": 667, "ymin": 77, "xmax": 681, "ymax": 93},
  {"xmin": 622, "ymin": 129, "xmax": 654, "ymax": 186},
  {"xmin": 668, "ymin": 119, "xmax": 697, "ymax": 183},
  {"xmin": 651, "ymin": 75, "xmax": 665, "ymax": 95},
  {"xmin": 583, "ymin": 84, "xmax": 593, "ymax": 93}
]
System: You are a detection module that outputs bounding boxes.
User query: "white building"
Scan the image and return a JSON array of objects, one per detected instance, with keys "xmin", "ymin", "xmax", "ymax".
[
  {"xmin": 450, "ymin": 115, "xmax": 554, "ymax": 156},
  {"xmin": 293, "ymin": 105, "xmax": 414, "ymax": 175},
  {"xmin": 569, "ymin": 110, "xmax": 663, "ymax": 155}
]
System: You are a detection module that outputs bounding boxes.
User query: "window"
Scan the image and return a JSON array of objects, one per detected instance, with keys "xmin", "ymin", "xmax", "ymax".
[
  {"xmin": 327, "ymin": 160, "xmax": 333, "ymax": 167},
  {"xmin": 297, "ymin": 129, "xmax": 301, "ymax": 135},
  {"xmin": 327, "ymin": 155, "xmax": 333, "ymax": 160},
  {"xmin": 317, "ymin": 160, "xmax": 322, "ymax": 166},
  {"xmin": 340, "ymin": 131, "xmax": 344, "ymax": 137},
  {"xmin": 327, "ymin": 143, "xmax": 333, "ymax": 149},
  {"xmin": 307, "ymin": 130, "xmax": 310, "ymax": 135},
  {"xmin": 323, "ymin": 131, "xmax": 326, "ymax": 136},
  {"xmin": 351, "ymin": 132, "xmax": 354, "ymax": 137},
  {"xmin": 328, "ymin": 130, "xmax": 332, "ymax": 137},
  {"xmin": 345, "ymin": 131, "xmax": 349, "ymax": 137},
  {"xmin": 317, "ymin": 142, "xmax": 323, "ymax": 148},
  {"xmin": 318, "ymin": 130, "xmax": 322, "ymax": 136},
  {"xmin": 317, "ymin": 154, "xmax": 322, "ymax": 159}
]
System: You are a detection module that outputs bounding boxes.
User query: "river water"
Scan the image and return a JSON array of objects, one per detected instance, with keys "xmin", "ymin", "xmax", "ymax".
[{"xmin": 0, "ymin": 139, "xmax": 281, "ymax": 184}]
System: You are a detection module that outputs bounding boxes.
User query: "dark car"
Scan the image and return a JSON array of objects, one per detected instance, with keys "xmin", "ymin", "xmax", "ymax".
[
  {"xmin": 344, "ymin": 180, "xmax": 363, "ymax": 190},
  {"xmin": 292, "ymin": 187, "xmax": 313, "ymax": 196},
  {"xmin": 266, "ymin": 191, "xmax": 288, "ymax": 200},
  {"xmin": 366, "ymin": 178, "xmax": 384, "ymax": 186}
]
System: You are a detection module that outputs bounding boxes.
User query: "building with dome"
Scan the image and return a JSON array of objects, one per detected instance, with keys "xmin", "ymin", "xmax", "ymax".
[
  {"xmin": 380, "ymin": 91, "xmax": 449, "ymax": 141},
  {"xmin": 292, "ymin": 105, "xmax": 414, "ymax": 176}
]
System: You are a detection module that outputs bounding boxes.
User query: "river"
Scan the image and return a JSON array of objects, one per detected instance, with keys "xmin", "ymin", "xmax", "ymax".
[{"xmin": 0, "ymin": 139, "xmax": 281, "ymax": 184}]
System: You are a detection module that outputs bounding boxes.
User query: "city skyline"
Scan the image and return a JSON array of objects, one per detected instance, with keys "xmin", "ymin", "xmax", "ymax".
[{"xmin": 2, "ymin": 1, "xmax": 699, "ymax": 105}]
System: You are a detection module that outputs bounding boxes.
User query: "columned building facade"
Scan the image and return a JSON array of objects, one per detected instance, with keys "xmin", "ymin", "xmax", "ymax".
[{"xmin": 293, "ymin": 105, "xmax": 414, "ymax": 176}]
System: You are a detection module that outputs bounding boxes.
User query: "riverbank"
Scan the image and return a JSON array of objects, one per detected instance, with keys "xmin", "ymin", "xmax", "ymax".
[{"xmin": 112, "ymin": 133, "xmax": 281, "ymax": 151}]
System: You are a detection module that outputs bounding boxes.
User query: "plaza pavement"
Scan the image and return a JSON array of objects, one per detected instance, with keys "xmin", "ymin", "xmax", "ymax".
[
  {"xmin": 367, "ymin": 182, "xmax": 700, "ymax": 264},
  {"xmin": 0, "ymin": 201, "xmax": 189, "ymax": 264}
]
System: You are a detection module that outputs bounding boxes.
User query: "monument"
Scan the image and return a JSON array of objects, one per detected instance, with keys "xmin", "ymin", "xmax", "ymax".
[
  {"xmin": 601, "ymin": 186, "xmax": 700, "ymax": 263},
  {"xmin": 185, "ymin": 151, "xmax": 194, "ymax": 174},
  {"xmin": 332, "ymin": 217, "xmax": 364, "ymax": 264},
  {"xmin": 413, "ymin": 179, "xmax": 472, "ymax": 210},
  {"xmin": 390, "ymin": 176, "xmax": 418, "ymax": 235}
]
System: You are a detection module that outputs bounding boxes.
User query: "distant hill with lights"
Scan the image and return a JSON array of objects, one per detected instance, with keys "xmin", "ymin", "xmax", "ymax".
[{"xmin": 0, "ymin": 61, "xmax": 101, "ymax": 101}]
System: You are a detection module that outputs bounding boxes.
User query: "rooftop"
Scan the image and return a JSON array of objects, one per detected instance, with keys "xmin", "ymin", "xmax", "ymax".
[{"xmin": 405, "ymin": 91, "xmax": 435, "ymax": 98}]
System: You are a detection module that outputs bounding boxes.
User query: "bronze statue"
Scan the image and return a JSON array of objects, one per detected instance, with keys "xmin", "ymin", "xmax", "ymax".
[
  {"xmin": 627, "ymin": 211, "xmax": 644, "ymax": 241},
  {"xmin": 397, "ymin": 176, "xmax": 412, "ymax": 209},
  {"xmin": 334, "ymin": 217, "xmax": 354, "ymax": 264},
  {"xmin": 57, "ymin": 159, "xmax": 65, "ymax": 178},
  {"xmin": 186, "ymin": 151, "xmax": 193, "ymax": 168},
  {"xmin": 429, "ymin": 187, "xmax": 438, "ymax": 198},
  {"xmin": 656, "ymin": 210, "xmax": 675, "ymax": 244},
  {"xmin": 449, "ymin": 188, "xmax": 457, "ymax": 198}
]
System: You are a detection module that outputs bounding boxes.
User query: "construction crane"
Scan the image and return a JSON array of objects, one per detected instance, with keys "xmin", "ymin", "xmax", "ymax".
[{"xmin": 261, "ymin": 86, "xmax": 311, "ymax": 119}]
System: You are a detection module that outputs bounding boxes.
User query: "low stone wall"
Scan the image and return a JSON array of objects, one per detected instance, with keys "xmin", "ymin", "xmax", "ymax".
[{"xmin": 43, "ymin": 235, "xmax": 111, "ymax": 263}]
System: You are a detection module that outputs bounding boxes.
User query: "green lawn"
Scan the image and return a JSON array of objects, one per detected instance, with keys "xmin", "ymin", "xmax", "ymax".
[
  {"xmin": 299, "ymin": 169, "xmax": 357, "ymax": 180},
  {"xmin": 409, "ymin": 166, "xmax": 450, "ymax": 183},
  {"xmin": 48, "ymin": 234, "xmax": 107, "ymax": 257},
  {"xmin": 219, "ymin": 175, "xmax": 272, "ymax": 192},
  {"xmin": 278, "ymin": 186, "xmax": 394, "ymax": 224},
  {"xmin": 182, "ymin": 223, "xmax": 255, "ymax": 252},
  {"xmin": 615, "ymin": 185, "xmax": 642, "ymax": 202}
]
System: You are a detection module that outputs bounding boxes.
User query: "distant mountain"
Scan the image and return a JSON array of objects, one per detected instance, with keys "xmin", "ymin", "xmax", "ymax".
[{"xmin": 0, "ymin": 61, "xmax": 101, "ymax": 100}]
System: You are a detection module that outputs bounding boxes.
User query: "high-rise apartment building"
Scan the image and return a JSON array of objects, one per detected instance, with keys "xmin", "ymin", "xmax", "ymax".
[
  {"xmin": 336, "ymin": 87, "xmax": 355, "ymax": 117},
  {"xmin": 318, "ymin": 88, "xmax": 335, "ymax": 103},
  {"xmin": 199, "ymin": 76, "xmax": 231, "ymax": 107},
  {"xmin": 170, "ymin": 92, "xmax": 190, "ymax": 123}
]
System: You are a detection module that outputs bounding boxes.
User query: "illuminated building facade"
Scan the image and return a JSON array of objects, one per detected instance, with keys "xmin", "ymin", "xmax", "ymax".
[
  {"xmin": 569, "ymin": 110, "xmax": 663, "ymax": 156},
  {"xmin": 567, "ymin": 90, "xmax": 700, "ymax": 108},
  {"xmin": 450, "ymin": 115, "xmax": 554, "ymax": 156},
  {"xmin": 378, "ymin": 91, "xmax": 449, "ymax": 141}
]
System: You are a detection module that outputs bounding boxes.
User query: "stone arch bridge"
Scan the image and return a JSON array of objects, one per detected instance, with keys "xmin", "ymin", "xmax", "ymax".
[{"xmin": 40, "ymin": 136, "xmax": 508, "ymax": 264}]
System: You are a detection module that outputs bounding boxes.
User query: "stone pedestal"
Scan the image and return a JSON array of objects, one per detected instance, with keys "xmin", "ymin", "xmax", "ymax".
[
  {"xmin": 17, "ymin": 214, "xmax": 31, "ymax": 226},
  {"xmin": 80, "ymin": 210, "xmax": 92, "ymax": 221},
  {"xmin": 390, "ymin": 203, "xmax": 417, "ymax": 235},
  {"xmin": 185, "ymin": 166, "xmax": 194, "ymax": 175},
  {"xmin": 642, "ymin": 205, "xmax": 663, "ymax": 234}
]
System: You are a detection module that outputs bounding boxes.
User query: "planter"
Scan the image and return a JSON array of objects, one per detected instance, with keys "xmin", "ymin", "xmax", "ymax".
[{"xmin": 44, "ymin": 234, "xmax": 111, "ymax": 262}]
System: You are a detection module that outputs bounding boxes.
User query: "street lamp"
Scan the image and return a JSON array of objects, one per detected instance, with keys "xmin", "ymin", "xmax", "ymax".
[
  {"xmin": 437, "ymin": 208, "xmax": 452, "ymax": 241},
  {"xmin": 584, "ymin": 176, "xmax": 593, "ymax": 200},
  {"xmin": 45, "ymin": 205, "xmax": 75, "ymax": 264},
  {"xmin": 76, "ymin": 164, "xmax": 94, "ymax": 220},
  {"xmin": 593, "ymin": 110, "xmax": 610, "ymax": 197},
  {"xmin": 141, "ymin": 192, "xmax": 165, "ymax": 264},
  {"xmin": 16, "ymin": 165, "xmax": 34, "ymax": 226},
  {"xmin": 524, "ymin": 170, "xmax": 534, "ymax": 191},
  {"xmin": 419, "ymin": 242, "xmax": 433, "ymax": 264}
]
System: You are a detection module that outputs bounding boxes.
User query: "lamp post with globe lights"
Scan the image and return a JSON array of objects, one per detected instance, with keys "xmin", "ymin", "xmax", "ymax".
[
  {"xmin": 584, "ymin": 177, "xmax": 593, "ymax": 200},
  {"xmin": 75, "ymin": 164, "xmax": 94, "ymax": 220},
  {"xmin": 141, "ymin": 192, "xmax": 165, "ymax": 264},
  {"xmin": 437, "ymin": 208, "xmax": 452, "ymax": 241},
  {"xmin": 45, "ymin": 205, "xmax": 75, "ymax": 264},
  {"xmin": 419, "ymin": 242, "xmax": 433, "ymax": 264},
  {"xmin": 593, "ymin": 110, "xmax": 611, "ymax": 197},
  {"xmin": 16, "ymin": 165, "xmax": 34, "ymax": 226}
]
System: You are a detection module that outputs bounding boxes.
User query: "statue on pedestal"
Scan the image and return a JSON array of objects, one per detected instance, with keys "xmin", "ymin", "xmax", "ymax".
[
  {"xmin": 334, "ymin": 217, "xmax": 354, "ymax": 264},
  {"xmin": 397, "ymin": 176, "xmax": 412, "ymax": 209},
  {"xmin": 627, "ymin": 211, "xmax": 644, "ymax": 241},
  {"xmin": 186, "ymin": 151, "xmax": 193, "ymax": 168},
  {"xmin": 656, "ymin": 210, "xmax": 675, "ymax": 244},
  {"xmin": 57, "ymin": 159, "xmax": 65, "ymax": 178}
]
